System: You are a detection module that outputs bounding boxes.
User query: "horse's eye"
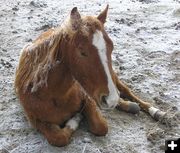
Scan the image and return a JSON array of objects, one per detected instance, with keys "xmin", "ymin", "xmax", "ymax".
[{"xmin": 80, "ymin": 51, "xmax": 88, "ymax": 57}]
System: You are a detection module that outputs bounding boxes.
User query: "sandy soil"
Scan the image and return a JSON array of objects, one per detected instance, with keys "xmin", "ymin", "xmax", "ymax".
[{"xmin": 0, "ymin": 0, "xmax": 180, "ymax": 153}]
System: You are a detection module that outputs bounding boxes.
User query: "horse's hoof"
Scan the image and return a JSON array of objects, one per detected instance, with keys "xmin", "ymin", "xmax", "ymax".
[
  {"xmin": 127, "ymin": 102, "xmax": 140, "ymax": 114},
  {"xmin": 154, "ymin": 110, "xmax": 166, "ymax": 121}
]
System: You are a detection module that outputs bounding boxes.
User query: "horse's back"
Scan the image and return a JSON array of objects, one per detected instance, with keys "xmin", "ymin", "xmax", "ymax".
[{"xmin": 33, "ymin": 28, "xmax": 55, "ymax": 46}]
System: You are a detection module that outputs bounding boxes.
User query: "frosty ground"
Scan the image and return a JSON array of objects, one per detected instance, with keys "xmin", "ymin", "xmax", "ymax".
[{"xmin": 0, "ymin": 0, "xmax": 180, "ymax": 153}]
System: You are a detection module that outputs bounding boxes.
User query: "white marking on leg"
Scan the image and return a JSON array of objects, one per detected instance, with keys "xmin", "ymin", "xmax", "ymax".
[
  {"xmin": 92, "ymin": 30, "xmax": 119, "ymax": 108},
  {"xmin": 66, "ymin": 113, "xmax": 82, "ymax": 130},
  {"xmin": 148, "ymin": 107, "xmax": 159, "ymax": 117}
]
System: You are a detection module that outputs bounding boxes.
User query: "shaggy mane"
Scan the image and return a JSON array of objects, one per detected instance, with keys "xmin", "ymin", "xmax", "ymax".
[{"xmin": 15, "ymin": 22, "xmax": 74, "ymax": 93}]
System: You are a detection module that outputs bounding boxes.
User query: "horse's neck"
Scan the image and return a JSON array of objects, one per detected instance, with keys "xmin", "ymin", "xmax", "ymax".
[
  {"xmin": 47, "ymin": 62, "xmax": 75, "ymax": 96},
  {"xmin": 43, "ymin": 33, "xmax": 76, "ymax": 97}
]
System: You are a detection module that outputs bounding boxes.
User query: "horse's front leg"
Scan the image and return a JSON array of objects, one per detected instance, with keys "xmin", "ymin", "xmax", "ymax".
[
  {"xmin": 113, "ymin": 72, "xmax": 166, "ymax": 120},
  {"xmin": 82, "ymin": 96, "xmax": 108, "ymax": 136},
  {"xmin": 29, "ymin": 113, "xmax": 82, "ymax": 147}
]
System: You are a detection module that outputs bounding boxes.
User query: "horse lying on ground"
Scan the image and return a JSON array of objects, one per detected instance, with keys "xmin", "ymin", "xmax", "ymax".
[{"xmin": 15, "ymin": 5, "xmax": 166, "ymax": 146}]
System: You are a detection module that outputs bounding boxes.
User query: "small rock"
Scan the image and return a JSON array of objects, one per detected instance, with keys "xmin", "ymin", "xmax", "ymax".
[
  {"xmin": 127, "ymin": 21, "xmax": 134, "ymax": 26},
  {"xmin": 140, "ymin": 127, "xmax": 144, "ymax": 130},
  {"xmin": 153, "ymin": 97, "xmax": 164, "ymax": 105},
  {"xmin": 12, "ymin": 30, "xmax": 18, "ymax": 34},
  {"xmin": 173, "ymin": 22, "xmax": 180, "ymax": 30},
  {"xmin": 173, "ymin": 8, "xmax": 180, "ymax": 17},
  {"xmin": 113, "ymin": 28, "xmax": 117, "ymax": 32},
  {"xmin": 119, "ymin": 66, "xmax": 125, "ymax": 70},
  {"xmin": 152, "ymin": 27, "xmax": 159, "ymax": 30},
  {"xmin": 26, "ymin": 38, "xmax": 32, "ymax": 42},
  {"xmin": 171, "ymin": 106, "xmax": 178, "ymax": 111},
  {"xmin": 0, "ymin": 103, "xmax": 3, "ymax": 110},
  {"xmin": 12, "ymin": 6, "xmax": 19, "ymax": 11},
  {"xmin": 131, "ymin": 74, "xmax": 145, "ymax": 82},
  {"xmin": 82, "ymin": 137, "xmax": 91, "ymax": 143},
  {"xmin": 113, "ymin": 60, "xmax": 119, "ymax": 66},
  {"xmin": 0, "ymin": 148, "xmax": 9, "ymax": 153},
  {"xmin": 29, "ymin": 1, "xmax": 47, "ymax": 8},
  {"xmin": 28, "ymin": 16, "xmax": 33, "ymax": 19},
  {"xmin": 35, "ymin": 24, "xmax": 51, "ymax": 31},
  {"xmin": 0, "ymin": 59, "xmax": 13, "ymax": 68},
  {"xmin": 2, "ymin": 49, "xmax": 7, "ymax": 52},
  {"xmin": 138, "ymin": 0, "xmax": 155, "ymax": 4},
  {"xmin": 147, "ymin": 127, "xmax": 165, "ymax": 143},
  {"xmin": 10, "ymin": 58, "xmax": 15, "ymax": 62},
  {"xmin": 159, "ymin": 92, "xmax": 165, "ymax": 97},
  {"xmin": 175, "ymin": 25, "xmax": 180, "ymax": 30},
  {"xmin": 159, "ymin": 144, "xmax": 165, "ymax": 150},
  {"xmin": 30, "ymin": 1, "xmax": 38, "ymax": 7},
  {"xmin": 135, "ymin": 28, "xmax": 140, "ymax": 33},
  {"xmin": 115, "ymin": 18, "xmax": 125, "ymax": 24}
]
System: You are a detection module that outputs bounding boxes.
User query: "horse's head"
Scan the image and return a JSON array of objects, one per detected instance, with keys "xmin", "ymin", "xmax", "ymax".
[{"xmin": 66, "ymin": 5, "xmax": 119, "ymax": 108}]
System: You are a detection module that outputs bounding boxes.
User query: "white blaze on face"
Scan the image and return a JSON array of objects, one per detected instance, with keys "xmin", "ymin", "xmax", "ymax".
[{"xmin": 92, "ymin": 30, "xmax": 119, "ymax": 108}]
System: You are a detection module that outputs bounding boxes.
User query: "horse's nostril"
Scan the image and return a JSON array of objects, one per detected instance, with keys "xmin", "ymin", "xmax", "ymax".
[
  {"xmin": 99, "ymin": 95, "xmax": 118, "ymax": 110},
  {"xmin": 101, "ymin": 95, "xmax": 107, "ymax": 104}
]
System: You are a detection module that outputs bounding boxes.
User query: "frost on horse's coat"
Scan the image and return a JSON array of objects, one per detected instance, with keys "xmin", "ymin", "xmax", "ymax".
[
  {"xmin": 16, "ymin": 28, "xmax": 65, "ymax": 93},
  {"xmin": 15, "ymin": 5, "xmax": 166, "ymax": 147}
]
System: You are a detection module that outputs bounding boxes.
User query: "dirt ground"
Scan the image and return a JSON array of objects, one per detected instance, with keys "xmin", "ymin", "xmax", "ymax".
[{"xmin": 0, "ymin": 0, "xmax": 180, "ymax": 153}]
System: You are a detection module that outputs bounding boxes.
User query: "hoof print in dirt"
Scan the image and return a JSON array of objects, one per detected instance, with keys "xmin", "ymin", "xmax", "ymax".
[
  {"xmin": 147, "ymin": 127, "xmax": 165, "ymax": 143},
  {"xmin": 157, "ymin": 110, "xmax": 180, "ymax": 127}
]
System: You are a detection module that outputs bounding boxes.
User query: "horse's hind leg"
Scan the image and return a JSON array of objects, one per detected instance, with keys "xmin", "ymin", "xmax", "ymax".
[
  {"xmin": 113, "ymin": 72, "xmax": 166, "ymax": 120},
  {"xmin": 30, "ymin": 114, "xmax": 82, "ymax": 147},
  {"xmin": 116, "ymin": 98, "xmax": 141, "ymax": 114}
]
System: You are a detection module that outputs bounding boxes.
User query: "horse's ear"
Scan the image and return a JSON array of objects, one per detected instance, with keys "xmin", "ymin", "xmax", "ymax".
[
  {"xmin": 97, "ymin": 5, "xmax": 109, "ymax": 24},
  {"xmin": 70, "ymin": 7, "xmax": 81, "ymax": 31}
]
